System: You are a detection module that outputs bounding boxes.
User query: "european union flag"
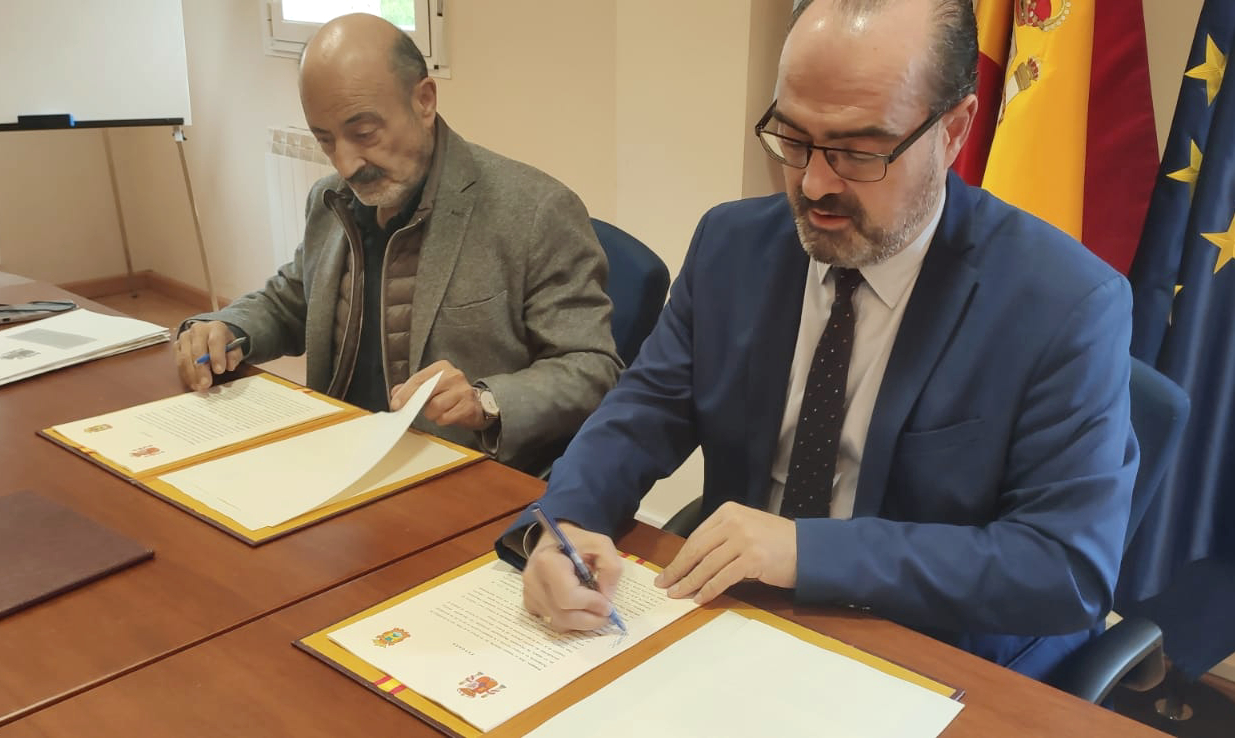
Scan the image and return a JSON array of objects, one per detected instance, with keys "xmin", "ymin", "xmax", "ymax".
[{"xmin": 1120, "ymin": 0, "xmax": 1235, "ymax": 679}]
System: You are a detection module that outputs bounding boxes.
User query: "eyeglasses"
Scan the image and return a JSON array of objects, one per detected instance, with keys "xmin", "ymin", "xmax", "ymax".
[{"xmin": 754, "ymin": 101, "xmax": 945, "ymax": 183}]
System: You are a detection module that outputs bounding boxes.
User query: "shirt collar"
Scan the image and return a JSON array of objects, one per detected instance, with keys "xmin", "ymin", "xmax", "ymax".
[{"xmin": 815, "ymin": 188, "xmax": 946, "ymax": 310}]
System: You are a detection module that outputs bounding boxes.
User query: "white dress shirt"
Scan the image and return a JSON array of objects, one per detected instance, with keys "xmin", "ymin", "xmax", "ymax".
[{"xmin": 768, "ymin": 193, "xmax": 945, "ymax": 519}]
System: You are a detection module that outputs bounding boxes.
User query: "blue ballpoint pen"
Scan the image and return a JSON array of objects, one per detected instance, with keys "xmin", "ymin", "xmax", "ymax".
[
  {"xmin": 530, "ymin": 503, "xmax": 628, "ymax": 635},
  {"xmin": 195, "ymin": 336, "xmax": 248, "ymax": 365}
]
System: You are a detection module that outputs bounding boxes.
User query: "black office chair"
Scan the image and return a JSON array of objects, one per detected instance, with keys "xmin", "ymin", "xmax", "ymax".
[
  {"xmin": 1049, "ymin": 357, "xmax": 1189, "ymax": 703},
  {"xmin": 662, "ymin": 357, "xmax": 1191, "ymax": 705},
  {"xmin": 590, "ymin": 218, "xmax": 670, "ymax": 367}
]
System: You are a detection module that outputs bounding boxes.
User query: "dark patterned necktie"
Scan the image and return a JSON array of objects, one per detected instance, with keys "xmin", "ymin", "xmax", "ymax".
[{"xmin": 781, "ymin": 267, "xmax": 863, "ymax": 520}]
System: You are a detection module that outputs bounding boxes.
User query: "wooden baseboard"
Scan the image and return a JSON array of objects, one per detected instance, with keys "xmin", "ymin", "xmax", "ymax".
[
  {"xmin": 1211, "ymin": 655, "xmax": 1235, "ymax": 686},
  {"xmin": 59, "ymin": 271, "xmax": 153, "ymax": 298},
  {"xmin": 146, "ymin": 272, "xmax": 228, "ymax": 311},
  {"xmin": 1201, "ymin": 672, "xmax": 1235, "ymax": 702},
  {"xmin": 58, "ymin": 271, "xmax": 228, "ymax": 311}
]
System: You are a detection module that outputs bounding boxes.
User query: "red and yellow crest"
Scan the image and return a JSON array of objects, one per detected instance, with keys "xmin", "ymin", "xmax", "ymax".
[
  {"xmin": 457, "ymin": 672, "xmax": 505, "ymax": 699},
  {"xmin": 372, "ymin": 627, "xmax": 410, "ymax": 648},
  {"xmin": 1016, "ymin": 0, "xmax": 1070, "ymax": 32}
]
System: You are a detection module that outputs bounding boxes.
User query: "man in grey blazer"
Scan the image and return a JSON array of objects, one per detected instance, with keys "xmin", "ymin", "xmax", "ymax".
[{"xmin": 175, "ymin": 14, "xmax": 621, "ymax": 473}]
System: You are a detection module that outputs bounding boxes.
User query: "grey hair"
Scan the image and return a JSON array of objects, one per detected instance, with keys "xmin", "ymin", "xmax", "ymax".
[{"xmin": 390, "ymin": 32, "xmax": 428, "ymax": 93}]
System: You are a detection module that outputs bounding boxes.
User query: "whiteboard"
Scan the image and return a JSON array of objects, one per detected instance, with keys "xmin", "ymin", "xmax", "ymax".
[{"xmin": 0, "ymin": 0, "xmax": 192, "ymax": 126}]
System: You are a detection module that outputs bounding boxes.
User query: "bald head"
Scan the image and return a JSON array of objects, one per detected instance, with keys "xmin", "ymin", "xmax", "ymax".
[
  {"xmin": 301, "ymin": 13, "xmax": 427, "ymax": 100},
  {"xmin": 785, "ymin": 0, "xmax": 976, "ymax": 114}
]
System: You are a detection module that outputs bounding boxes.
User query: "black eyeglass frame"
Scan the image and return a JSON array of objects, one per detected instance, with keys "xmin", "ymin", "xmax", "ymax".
[{"xmin": 754, "ymin": 101, "xmax": 947, "ymax": 183}]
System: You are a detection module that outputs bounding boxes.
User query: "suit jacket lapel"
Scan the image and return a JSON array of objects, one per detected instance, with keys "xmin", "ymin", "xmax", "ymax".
[
  {"xmin": 854, "ymin": 174, "xmax": 980, "ymax": 517},
  {"xmin": 746, "ymin": 214, "xmax": 810, "ymax": 508},
  {"xmin": 406, "ymin": 120, "xmax": 478, "ymax": 372}
]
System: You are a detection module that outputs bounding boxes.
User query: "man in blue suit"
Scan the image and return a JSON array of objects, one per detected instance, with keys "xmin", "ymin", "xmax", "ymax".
[{"xmin": 500, "ymin": 0, "xmax": 1138, "ymax": 681}]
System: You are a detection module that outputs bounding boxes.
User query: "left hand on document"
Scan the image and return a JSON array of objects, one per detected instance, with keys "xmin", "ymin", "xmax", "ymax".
[
  {"xmin": 390, "ymin": 359, "xmax": 491, "ymax": 430},
  {"xmin": 655, "ymin": 501, "xmax": 797, "ymax": 605},
  {"xmin": 523, "ymin": 521, "xmax": 624, "ymax": 632}
]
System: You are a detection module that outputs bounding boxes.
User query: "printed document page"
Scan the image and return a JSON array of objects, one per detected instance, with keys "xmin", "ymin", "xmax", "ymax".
[
  {"xmin": 51, "ymin": 375, "xmax": 344, "ymax": 473},
  {"xmin": 0, "ymin": 307, "xmax": 168, "ymax": 386},
  {"xmin": 159, "ymin": 372, "xmax": 442, "ymax": 529},
  {"xmin": 174, "ymin": 429, "xmax": 468, "ymax": 529},
  {"xmin": 327, "ymin": 557, "xmax": 700, "ymax": 732},
  {"xmin": 528, "ymin": 610, "xmax": 964, "ymax": 738}
]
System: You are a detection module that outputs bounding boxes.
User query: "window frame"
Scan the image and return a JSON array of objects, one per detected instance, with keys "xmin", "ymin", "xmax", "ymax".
[{"xmin": 261, "ymin": 0, "xmax": 450, "ymax": 78}]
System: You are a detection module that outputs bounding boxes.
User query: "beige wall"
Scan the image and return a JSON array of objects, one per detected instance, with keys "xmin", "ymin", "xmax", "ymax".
[
  {"xmin": 0, "ymin": 129, "xmax": 130, "ymax": 282},
  {"xmin": 1143, "ymin": 0, "xmax": 1205, "ymax": 154},
  {"xmin": 436, "ymin": 1, "xmax": 618, "ymax": 223}
]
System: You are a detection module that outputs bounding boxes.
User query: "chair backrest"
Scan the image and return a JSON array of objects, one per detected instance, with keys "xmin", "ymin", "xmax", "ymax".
[
  {"xmin": 1125, "ymin": 357, "xmax": 1190, "ymax": 551},
  {"xmin": 591, "ymin": 218, "xmax": 671, "ymax": 366}
]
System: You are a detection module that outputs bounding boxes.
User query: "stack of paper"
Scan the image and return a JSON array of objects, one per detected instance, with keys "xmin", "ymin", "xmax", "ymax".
[{"xmin": 0, "ymin": 308, "xmax": 169, "ymax": 386}]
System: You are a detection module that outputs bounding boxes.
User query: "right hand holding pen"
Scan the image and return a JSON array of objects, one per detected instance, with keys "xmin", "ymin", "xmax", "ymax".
[
  {"xmin": 523, "ymin": 522, "xmax": 623, "ymax": 632},
  {"xmin": 175, "ymin": 321, "xmax": 240, "ymax": 391}
]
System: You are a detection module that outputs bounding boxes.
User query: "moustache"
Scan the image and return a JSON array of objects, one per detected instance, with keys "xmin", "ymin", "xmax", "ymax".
[
  {"xmin": 348, "ymin": 166, "xmax": 386, "ymax": 187},
  {"xmin": 797, "ymin": 192, "xmax": 861, "ymax": 219}
]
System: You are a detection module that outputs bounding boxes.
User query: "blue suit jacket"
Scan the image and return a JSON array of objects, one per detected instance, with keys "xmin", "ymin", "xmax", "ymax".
[{"xmin": 500, "ymin": 172, "xmax": 1138, "ymax": 681}]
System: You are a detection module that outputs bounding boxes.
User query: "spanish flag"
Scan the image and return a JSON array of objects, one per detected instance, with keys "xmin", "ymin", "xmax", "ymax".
[{"xmin": 955, "ymin": 1, "xmax": 1159, "ymax": 275}]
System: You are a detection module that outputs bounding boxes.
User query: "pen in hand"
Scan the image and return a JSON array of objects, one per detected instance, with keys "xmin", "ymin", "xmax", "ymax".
[
  {"xmin": 195, "ymin": 336, "xmax": 248, "ymax": 366},
  {"xmin": 530, "ymin": 503, "xmax": 628, "ymax": 636}
]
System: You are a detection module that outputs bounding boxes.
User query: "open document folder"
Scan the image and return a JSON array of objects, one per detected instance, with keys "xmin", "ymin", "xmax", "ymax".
[
  {"xmin": 0, "ymin": 307, "xmax": 168, "ymax": 385},
  {"xmin": 300, "ymin": 554, "xmax": 963, "ymax": 737},
  {"xmin": 43, "ymin": 372, "xmax": 481, "ymax": 542},
  {"xmin": 157, "ymin": 371, "xmax": 445, "ymax": 530}
]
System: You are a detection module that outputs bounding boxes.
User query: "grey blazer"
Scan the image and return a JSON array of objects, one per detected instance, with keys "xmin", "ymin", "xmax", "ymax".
[{"xmin": 192, "ymin": 119, "xmax": 621, "ymax": 471}]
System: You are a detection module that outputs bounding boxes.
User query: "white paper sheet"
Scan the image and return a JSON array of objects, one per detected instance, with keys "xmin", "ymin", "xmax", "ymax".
[
  {"xmin": 51, "ymin": 374, "xmax": 344, "ymax": 473},
  {"xmin": 158, "ymin": 372, "xmax": 442, "ymax": 529},
  {"xmin": 327, "ymin": 557, "xmax": 700, "ymax": 732},
  {"xmin": 0, "ymin": 307, "xmax": 168, "ymax": 386},
  {"xmin": 528, "ymin": 611, "xmax": 964, "ymax": 738}
]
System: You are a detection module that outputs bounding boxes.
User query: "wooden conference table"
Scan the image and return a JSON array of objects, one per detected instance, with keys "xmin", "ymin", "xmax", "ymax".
[
  {"xmin": 0, "ymin": 280, "xmax": 542, "ymax": 724},
  {"xmin": 0, "ymin": 278, "xmax": 1161, "ymax": 736},
  {"xmin": 0, "ymin": 519, "xmax": 1162, "ymax": 737}
]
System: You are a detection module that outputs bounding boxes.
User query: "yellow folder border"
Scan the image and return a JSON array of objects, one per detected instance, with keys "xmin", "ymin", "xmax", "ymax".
[
  {"xmin": 296, "ymin": 552, "xmax": 962, "ymax": 737},
  {"xmin": 39, "ymin": 373, "xmax": 485, "ymax": 545}
]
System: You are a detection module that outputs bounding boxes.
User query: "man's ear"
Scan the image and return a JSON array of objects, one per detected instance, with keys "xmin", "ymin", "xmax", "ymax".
[
  {"xmin": 941, "ymin": 93, "xmax": 978, "ymax": 169},
  {"xmin": 413, "ymin": 76, "xmax": 438, "ymax": 122}
]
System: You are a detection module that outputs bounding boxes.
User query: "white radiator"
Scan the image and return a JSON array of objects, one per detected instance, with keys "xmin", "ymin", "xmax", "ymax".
[{"xmin": 264, "ymin": 127, "xmax": 334, "ymax": 271}]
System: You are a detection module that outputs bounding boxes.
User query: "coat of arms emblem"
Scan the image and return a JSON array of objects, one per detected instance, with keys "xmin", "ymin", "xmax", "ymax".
[{"xmin": 457, "ymin": 672, "xmax": 505, "ymax": 699}]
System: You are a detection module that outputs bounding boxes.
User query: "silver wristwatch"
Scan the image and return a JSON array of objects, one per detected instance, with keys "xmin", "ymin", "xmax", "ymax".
[{"xmin": 473, "ymin": 384, "xmax": 500, "ymax": 421}]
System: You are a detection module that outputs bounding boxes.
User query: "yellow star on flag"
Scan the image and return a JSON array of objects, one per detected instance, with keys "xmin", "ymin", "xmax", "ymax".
[
  {"xmin": 1167, "ymin": 140, "xmax": 1204, "ymax": 197},
  {"xmin": 1185, "ymin": 35, "xmax": 1228, "ymax": 105},
  {"xmin": 1204, "ymin": 212, "xmax": 1235, "ymax": 273}
]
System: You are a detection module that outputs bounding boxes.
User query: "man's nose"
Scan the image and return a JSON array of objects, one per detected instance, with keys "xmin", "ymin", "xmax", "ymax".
[
  {"xmin": 331, "ymin": 140, "xmax": 366, "ymax": 181},
  {"xmin": 800, "ymin": 151, "xmax": 847, "ymax": 202}
]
